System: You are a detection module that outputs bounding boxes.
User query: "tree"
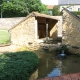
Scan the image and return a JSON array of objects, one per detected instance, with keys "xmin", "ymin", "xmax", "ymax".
[
  {"xmin": 1, "ymin": 0, "xmax": 29, "ymax": 17},
  {"xmin": 0, "ymin": 0, "xmax": 48, "ymax": 17},
  {"xmin": 0, "ymin": 0, "xmax": 3, "ymax": 17},
  {"xmin": 52, "ymin": 6, "xmax": 61, "ymax": 16},
  {"xmin": 23, "ymin": 0, "xmax": 49, "ymax": 14},
  {"xmin": 41, "ymin": 4, "xmax": 50, "ymax": 15}
]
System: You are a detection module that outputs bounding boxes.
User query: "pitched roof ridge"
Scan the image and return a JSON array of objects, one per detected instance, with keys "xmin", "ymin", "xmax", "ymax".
[
  {"xmin": 31, "ymin": 11, "xmax": 59, "ymax": 20},
  {"xmin": 9, "ymin": 12, "xmax": 58, "ymax": 31},
  {"xmin": 62, "ymin": 8, "xmax": 80, "ymax": 20}
]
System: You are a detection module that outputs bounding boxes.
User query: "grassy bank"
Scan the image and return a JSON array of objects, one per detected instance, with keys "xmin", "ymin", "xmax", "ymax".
[{"xmin": 0, "ymin": 30, "xmax": 10, "ymax": 44}]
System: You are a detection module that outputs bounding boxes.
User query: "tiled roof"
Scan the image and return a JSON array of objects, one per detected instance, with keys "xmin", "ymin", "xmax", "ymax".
[
  {"xmin": 58, "ymin": 0, "xmax": 80, "ymax": 5},
  {"xmin": 37, "ymin": 73, "xmax": 80, "ymax": 80},
  {"xmin": 9, "ymin": 12, "xmax": 58, "ymax": 30},
  {"xmin": 30, "ymin": 12, "xmax": 58, "ymax": 20},
  {"xmin": 47, "ymin": 5, "xmax": 54, "ymax": 9}
]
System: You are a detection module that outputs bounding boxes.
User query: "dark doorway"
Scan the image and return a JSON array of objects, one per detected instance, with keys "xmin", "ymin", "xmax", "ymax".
[{"xmin": 36, "ymin": 17, "xmax": 58, "ymax": 39}]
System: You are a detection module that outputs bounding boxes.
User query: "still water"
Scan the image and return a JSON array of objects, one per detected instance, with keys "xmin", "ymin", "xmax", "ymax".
[{"xmin": 29, "ymin": 50, "xmax": 80, "ymax": 80}]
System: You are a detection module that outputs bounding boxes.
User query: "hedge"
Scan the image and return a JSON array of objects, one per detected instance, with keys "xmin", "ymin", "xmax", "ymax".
[
  {"xmin": 0, "ymin": 51, "xmax": 39, "ymax": 80},
  {"xmin": 72, "ymin": 11, "xmax": 80, "ymax": 15}
]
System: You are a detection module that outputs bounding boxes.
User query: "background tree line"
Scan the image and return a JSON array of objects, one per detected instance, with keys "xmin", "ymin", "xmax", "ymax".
[
  {"xmin": 1, "ymin": 0, "xmax": 79, "ymax": 18},
  {"xmin": 0, "ymin": 0, "xmax": 49, "ymax": 17}
]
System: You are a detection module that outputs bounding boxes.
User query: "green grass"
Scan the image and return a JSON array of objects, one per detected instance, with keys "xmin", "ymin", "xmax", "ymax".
[
  {"xmin": 0, "ymin": 51, "xmax": 39, "ymax": 80},
  {"xmin": 0, "ymin": 30, "xmax": 10, "ymax": 44}
]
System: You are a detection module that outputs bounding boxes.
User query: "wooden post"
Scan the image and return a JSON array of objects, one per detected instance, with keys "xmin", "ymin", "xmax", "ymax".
[{"xmin": 46, "ymin": 23, "xmax": 48, "ymax": 43}]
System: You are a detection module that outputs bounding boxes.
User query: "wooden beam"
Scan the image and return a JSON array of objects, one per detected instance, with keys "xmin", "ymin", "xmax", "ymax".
[{"xmin": 46, "ymin": 23, "xmax": 48, "ymax": 42}]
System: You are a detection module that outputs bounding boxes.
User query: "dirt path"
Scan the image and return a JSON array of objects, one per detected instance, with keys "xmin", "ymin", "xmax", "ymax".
[{"xmin": 0, "ymin": 45, "xmax": 22, "ymax": 53}]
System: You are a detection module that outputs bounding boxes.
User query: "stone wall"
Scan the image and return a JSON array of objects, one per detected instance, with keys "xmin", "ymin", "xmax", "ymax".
[
  {"xmin": 50, "ymin": 24, "xmax": 57, "ymax": 40},
  {"xmin": 49, "ymin": 16, "xmax": 62, "ymax": 40},
  {"xmin": 0, "ymin": 17, "xmax": 25, "ymax": 30},
  {"xmin": 55, "ymin": 16, "xmax": 62, "ymax": 38},
  {"xmin": 62, "ymin": 10, "xmax": 80, "ymax": 54},
  {"xmin": 0, "ymin": 16, "xmax": 63, "ymax": 51},
  {"xmin": 10, "ymin": 16, "xmax": 35, "ymax": 46}
]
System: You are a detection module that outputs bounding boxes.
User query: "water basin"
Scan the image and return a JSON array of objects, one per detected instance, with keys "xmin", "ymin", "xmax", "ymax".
[{"xmin": 29, "ymin": 51, "xmax": 80, "ymax": 80}]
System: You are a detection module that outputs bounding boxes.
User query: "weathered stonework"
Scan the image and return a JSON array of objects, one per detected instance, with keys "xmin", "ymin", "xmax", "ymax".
[
  {"xmin": 0, "ymin": 12, "xmax": 62, "ymax": 52},
  {"xmin": 0, "ymin": 17, "xmax": 25, "ymax": 30},
  {"xmin": 62, "ymin": 9, "xmax": 80, "ymax": 54},
  {"xmin": 50, "ymin": 24, "xmax": 57, "ymax": 40},
  {"xmin": 10, "ymin": 17, "xmax": 35, "ymax": 46}
]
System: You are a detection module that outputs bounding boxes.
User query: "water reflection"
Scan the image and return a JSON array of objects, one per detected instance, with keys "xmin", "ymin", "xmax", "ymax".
[
  {"xmin": 46, "ymin": 60, "xmax": 62, "ymax": 77},
  {"xmin": 37, "ymin": 54, "xmax": 63, "ymax": 78},
  {"xmin": 58, "ymin": 60, "xmax": 62, "ymax": 76},
  {"xmin": 29, "ymin": 51, "xmax": 80, "ymax": 80}
]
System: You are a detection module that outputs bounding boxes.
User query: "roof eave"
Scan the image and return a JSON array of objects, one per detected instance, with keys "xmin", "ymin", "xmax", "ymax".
[{"xmin": 62, "ymin": 8, "xmax": 80, "ymax": 21}]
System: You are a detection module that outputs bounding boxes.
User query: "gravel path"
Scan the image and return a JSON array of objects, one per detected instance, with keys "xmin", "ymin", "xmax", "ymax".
[{"xmin": 0, "ymin": 45, "xmax": 22, "ymax": 53}]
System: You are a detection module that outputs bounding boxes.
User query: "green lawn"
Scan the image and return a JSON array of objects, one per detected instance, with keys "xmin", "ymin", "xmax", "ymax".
[{"xmin": 0, "ymin": 30, "xmax": 10, "ymax": 44}]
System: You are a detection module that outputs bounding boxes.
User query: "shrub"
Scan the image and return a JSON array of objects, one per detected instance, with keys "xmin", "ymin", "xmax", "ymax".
[
  {"xmin": 0, "ymin": 51, "xmax": 39, "ymax": 80},
  {"xmin": 55, "ymin": 44, "xmax": 70, "ymax": 55},
  {"xmin": 52, "ymin": 6, "xmax": 61, "ymax": 16},
  {"xmin": 72, "ymin": 11, "xmax": 80, "ymax": 15},
  {"xmin": 61, "ymin": 44, "xmax": 69, "ymax": 54}
]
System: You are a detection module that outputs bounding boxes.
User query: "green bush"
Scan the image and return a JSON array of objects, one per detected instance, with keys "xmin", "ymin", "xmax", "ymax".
[
  {"xmin": 72, "ymin": 11, "xmax": 80, "ymax": 15},
  {"xmin": 55, "ymin": 44, "xmax": 70, "ymax": 55},
  {"xmin": 0, "ymin": 51, "xmax": 39, "ymax": 80}
]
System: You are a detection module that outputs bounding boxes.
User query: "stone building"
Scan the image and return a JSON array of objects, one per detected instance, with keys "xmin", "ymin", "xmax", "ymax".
[
  {"xmin": 62, "ymin": 8, "xmax": 80, "ymax": 54},
  {"xmin": 9, "ymin": 12, "xmax": 59, "ymax": 46},
  {"xmin": 0, "ymin": 12, "xmax": 63, "ymax": 51}
]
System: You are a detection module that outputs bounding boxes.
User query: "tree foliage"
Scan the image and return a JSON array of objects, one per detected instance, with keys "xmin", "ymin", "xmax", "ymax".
[
  {"xmin": 0, "ymin": 0, "xmax": 48, "ymax": 17},
  {"xmin": 52, "ymin": 6, "xmax": 61, "ymax": 16}
]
